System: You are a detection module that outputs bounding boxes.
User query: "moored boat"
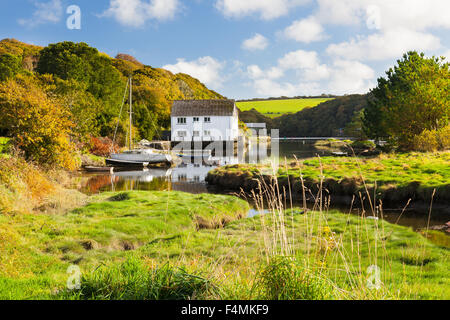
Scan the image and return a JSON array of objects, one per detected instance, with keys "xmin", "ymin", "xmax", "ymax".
[
  {"xmin": 106, "ymin": 77, "xmax": 173, "ymax": 168},
  {"xmin": 106, "ymin": 149, "xmax": 172, "ymax": 167}
]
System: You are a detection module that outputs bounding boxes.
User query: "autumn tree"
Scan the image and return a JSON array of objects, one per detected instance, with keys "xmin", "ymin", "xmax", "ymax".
[
  {"xmin": 0, "ymin": 75, "xmax": 78, "ymax": 169},
  {"xmin": 363, "ymin": 51, "xmax": 449, "ymax": 150},
  {"xmin": 0, "ymin": 53, "xmax": 21, "ymax": 81}
]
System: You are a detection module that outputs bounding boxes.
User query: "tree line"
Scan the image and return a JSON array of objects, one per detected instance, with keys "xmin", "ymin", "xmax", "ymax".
[
  {"xmin": 0, "ymin": 39, "xmax": 223, "ymax": 169},
  {"xmin": 239, "ymin": 51, "xmax": 449, "ymax": 151}
]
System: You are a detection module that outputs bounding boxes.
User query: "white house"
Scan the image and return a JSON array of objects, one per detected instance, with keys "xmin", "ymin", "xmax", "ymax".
[{"xmin": 171, "ymin": 100, "xmax": 239, "ymax": 142}]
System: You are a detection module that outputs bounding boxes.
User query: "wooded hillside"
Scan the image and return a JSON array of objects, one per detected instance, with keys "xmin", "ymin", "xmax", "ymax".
[
  {"xmin": 0, "ymin": 39, "xmax": 223, "ymax": 168},
  {"xmin": 238, "ymin": 95, "xmax": 368, "ymax": 137}
]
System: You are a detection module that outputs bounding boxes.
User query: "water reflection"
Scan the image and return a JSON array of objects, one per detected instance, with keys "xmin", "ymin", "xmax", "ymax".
[{"xmin": 75, "ymin": 140, "xmax": 449, "ymax": 232}]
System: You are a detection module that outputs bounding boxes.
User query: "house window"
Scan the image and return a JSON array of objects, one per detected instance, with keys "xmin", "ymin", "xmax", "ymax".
[
  {"xmin": 193, "ymin": 131, "xmax": 200, "ymax": 137},
  {"xmin": 204, "ymin": 117, "xmax": 211, "ymax": 123},
  {"xmin": 204, "ymin": 130, "xmax": 211, "ymax": 136},
  {"xmin": 177, "ymin": 117, "xmax": 187, "ymax": 124},
  {"xmin": 177, "ymin": 131, "xmax": 187, "ymax": 137},
  {"xmin": 193, "ymin": 117, "xmax": 200, "ymax": 122}
]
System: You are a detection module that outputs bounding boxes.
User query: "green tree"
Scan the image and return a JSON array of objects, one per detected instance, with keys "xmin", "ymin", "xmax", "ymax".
[
  {"xmin": 37, "ymin": 41, "xmax": 126, "ymax": 118},
  {"xmin": 344, "ymin": 109, "xmax": 367, "ymax": 140},
  {"xmin": 0, "ymin": 53, "xmax": 21, "ymax": 81},
  {"xmin": 363, "ymin": 51, "xmax": 450, "ymax": 150}
]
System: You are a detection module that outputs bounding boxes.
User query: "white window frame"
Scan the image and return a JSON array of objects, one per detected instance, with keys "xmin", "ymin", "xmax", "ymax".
[{"xmin": 177, "ymin": 117, "xmax": 187, "ymax": 124}]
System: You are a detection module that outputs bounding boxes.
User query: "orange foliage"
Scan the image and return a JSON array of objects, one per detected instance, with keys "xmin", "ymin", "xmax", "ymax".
[{"xmin": 90, "ymin": 136, "xmax": 120, "ymax": 157}]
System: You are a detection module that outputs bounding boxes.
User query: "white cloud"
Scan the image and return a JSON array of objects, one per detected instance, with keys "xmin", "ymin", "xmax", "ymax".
[
  {"xmin": 252, "ymin": 79, "xmax": 297, "ymax": 97},
  {"xmin": 18, "ymin": 0, "xmax": 63, "ymax": 27},
  {"xmin": 278, "ymin": 50, "xmax": 321, "ymax": 70},
  {"xmin": 247, "ymin": 65, "xmax": 284, "ymax": 80},
  {"xmin": 278, "ymin": 50, "xmax": 330, "ymax": 81},
  {"xmin": 328, "ymin": 60, "xmax": 375, "ymax": 95},
  {"xmin": 315, "ymin": 0, "xmax": 450, "ymax": 31},
  {"xmin": 242, "ymin": 34, "xmax": 269, "ymax": 51},
  {"xmin": 283, "ymin": 16, "xmax": 326, "ymax": 43},
  {"xmin": 267, "ymin": 67, "xmax": 284, "ymax": 79},
  {"xmin": 247, "ymin": 65, "xmax": 264, "ymax": 79},
  {"xmin": 163, "ymin": 56, "xmax": 225, "ymax": 88},
  {"xmin": 327, "ymin": 28, "xmax": 441, "ymax": 61},
  {"xmin": 245, "ymin": 49, "xmax": 375, "ymax": 97},
  {"xmin": 215, "ymin": 0, "xmax": 310, "ymax": 20},
  {"xmin": 101, "ymin": 0, "xmax": 179, "ymax": 27}
]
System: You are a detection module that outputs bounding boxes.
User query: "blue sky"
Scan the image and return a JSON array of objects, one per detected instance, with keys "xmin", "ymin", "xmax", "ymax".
[{"xmin": 1, "ymin": 0, "xmax": 449, "ymax": 99}]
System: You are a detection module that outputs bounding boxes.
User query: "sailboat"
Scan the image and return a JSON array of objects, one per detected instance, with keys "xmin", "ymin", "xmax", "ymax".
[{"xmin": 106, "ymin": 78, "xmax": 173, "ymax": 168}]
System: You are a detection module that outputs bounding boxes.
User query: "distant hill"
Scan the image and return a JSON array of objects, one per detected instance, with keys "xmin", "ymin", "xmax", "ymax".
[
  {"xmin": 273, "ymin": 94, "xmax": 368, "ymax": 137},
  {"xmin": 238, "ymin": 95, "xmax": 368, "ymax": 137},
  {"xmin": 236, "ymin": 98, "xmax": 334, "ymax": 118}
]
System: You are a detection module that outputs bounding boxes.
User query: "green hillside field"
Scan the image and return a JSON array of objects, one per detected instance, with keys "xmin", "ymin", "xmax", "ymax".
[{"xmin": 236, "ymin": 98, "xmax": 334, "ymax": 118}]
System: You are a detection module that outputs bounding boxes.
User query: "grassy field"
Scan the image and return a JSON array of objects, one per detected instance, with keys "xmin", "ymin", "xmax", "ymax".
[
  {"xmin": 0, "ymin": 191, "xmax": 249, "ymax": 299},
  {"xmin": 207, "ymin": 152, "xmax": 450, "ymax": 205},
  {"xmin": 0, "ymin": 152, "xmax": 448, "ymax": 300},
  {"xmin": 0, "ymin": 188, "xmax": 448, "ymax": 300},
  {"xmin": 236, "ymin": 98, "xmax": 334, "ymax": 118}
]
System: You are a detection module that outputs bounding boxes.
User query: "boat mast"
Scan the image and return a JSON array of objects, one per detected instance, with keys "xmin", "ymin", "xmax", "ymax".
[{"xmin": 129, "ymin": 77, "xmax": 133, "ymax": 151}]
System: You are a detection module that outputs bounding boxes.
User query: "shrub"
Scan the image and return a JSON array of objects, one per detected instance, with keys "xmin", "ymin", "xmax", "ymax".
[
  {"xmin": 413, "ymin": 125, "xmax": 450, "ymax": 152},
  {"xmin": 89, "ymin": 136, "xmax": 120, "ymax": 157},
  {"xmin": 253, "ymin": 256, "xmax": 335, "ymax": 300},
  {"xmin": 0, "ymin": 156, "xmax": 55, "ymax": 214},
  {"xmin": 64, "ymin": 258, "xmax": 219, "ymax": 300},
  {"xmin": 351, "ymin": 140, "xmax": 376, "ymax": 150},
  {"xmin": 0, "ymin": 75, "xmax": 78, "ymax": 170}
]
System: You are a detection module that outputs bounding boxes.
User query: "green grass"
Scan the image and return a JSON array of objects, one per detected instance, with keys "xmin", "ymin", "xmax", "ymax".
[
  {"xmin": 236, "ymin": 98, "xmax": 334, "ymax": 118},
  {"xmin": 0, "ymin": 191, "xmax": 249, "ymax": 299},
  {"xmin": 1, "ymin": 190, "xmax": 448, "ymax": 299},
  {"xmin": 0, "ymin": 137, "xmax": 10, "ymax": 154},
  {"xmin": 61, "ymin": 208, "xmax": 449, "ymax": 300},
  {"xmin": 60, "ymin": 258, "xmax": 219, "ymax": 300},
  {"xmin": 208, "ymin": 152, "xmax": 450, "ymax": 204}
]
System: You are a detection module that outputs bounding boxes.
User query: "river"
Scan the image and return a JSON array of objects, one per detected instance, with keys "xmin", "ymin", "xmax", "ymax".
[{"xmin": 73, "ymin": 140, "xmax": 449, "ymax": 234}]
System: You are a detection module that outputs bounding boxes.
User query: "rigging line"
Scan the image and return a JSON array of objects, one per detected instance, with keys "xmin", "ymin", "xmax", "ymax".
[{"xmin": 111, "ymin": 78, "xmax": 129, "ymax": 153}]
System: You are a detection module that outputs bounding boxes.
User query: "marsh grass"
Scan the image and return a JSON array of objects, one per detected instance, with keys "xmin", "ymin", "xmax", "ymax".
[
  {"xmin": 63, "ymin": 257, "xmax": 219, "ymax": 300},
  {"xmin": 232, "ymin": 154, "xmax": 449, "ymax": 300},
  {"xmin": 253, "ymin": 256, "xmax": 335, "ymax": 300},
  {"xmin": 0, "ymin": 152, "xmax": 448, "ymax": 300}
]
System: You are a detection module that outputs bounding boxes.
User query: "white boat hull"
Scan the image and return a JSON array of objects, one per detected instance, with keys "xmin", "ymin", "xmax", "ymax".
[{"xmin": 106, "ymin": 149, "xmax": 172, "ymax": 167}]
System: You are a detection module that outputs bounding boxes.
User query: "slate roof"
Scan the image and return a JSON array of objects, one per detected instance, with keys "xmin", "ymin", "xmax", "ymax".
[{"xmin": 171, "ymin": 99, "xmax": 237, "ymax": 117}]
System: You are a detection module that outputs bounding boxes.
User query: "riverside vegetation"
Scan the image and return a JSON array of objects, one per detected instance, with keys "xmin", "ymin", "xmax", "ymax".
[
  {"xmin": 206, "ymin": 152, "xmax": 450, "ymax": 206},
  {"xmin": 0, "ymin": 42, "xmax": 448, "ymax": 300},
  {"xmin": 0, "ymin": 158, "xmax": 448, "ymax": 300}
]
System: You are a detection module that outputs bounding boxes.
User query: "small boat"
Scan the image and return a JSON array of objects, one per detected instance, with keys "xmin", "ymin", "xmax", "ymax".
[
  {"xmin": 84, "ymin": 166, "xmax": 114, "ymax": 173},
  {"xmin": 106, "ymin": 77, "xmax": 173, "ymax": 168},
  {"xmin": 178, "ymin": 150, "xmax": 212, "ymax": 161},
  {"xmin": 331, "ymin": 151, "xmax": 348, "ymax": 157},
  {"xmin": 106, "ymin": 149, "xmax": 171, "ymax": 167}
]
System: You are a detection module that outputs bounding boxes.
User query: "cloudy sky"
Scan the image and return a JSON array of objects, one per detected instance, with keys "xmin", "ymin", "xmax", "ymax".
[{"xmin": 2, "ymin": 0, "xmax": 449, "ymax": 99}]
